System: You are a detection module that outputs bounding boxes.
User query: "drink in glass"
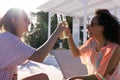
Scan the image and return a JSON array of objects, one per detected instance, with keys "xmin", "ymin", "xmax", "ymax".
[{"xmin": 57, "ymin": 14, "xmax": 68, "ymax": 39}]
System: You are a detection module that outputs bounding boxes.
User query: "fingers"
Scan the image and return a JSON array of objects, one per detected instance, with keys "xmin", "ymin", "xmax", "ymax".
[
  {"xmin": 59, "ymin": 21, "xmax": 68, "ymax": 27},
  {"xmin": 57, "ymin": 22, "xmax": 70, "ymax": 36}
]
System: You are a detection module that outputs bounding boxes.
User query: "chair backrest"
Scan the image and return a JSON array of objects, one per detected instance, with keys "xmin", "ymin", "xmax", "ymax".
[{"xmin": 51, "ymin": 49, "xmax": 87, "ymax": 79}]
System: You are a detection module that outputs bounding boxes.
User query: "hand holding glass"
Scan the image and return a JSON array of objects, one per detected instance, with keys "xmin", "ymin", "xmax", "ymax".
[{"xmin": 57, "ymin": 14, "xmax": 68, "ymax": 39}]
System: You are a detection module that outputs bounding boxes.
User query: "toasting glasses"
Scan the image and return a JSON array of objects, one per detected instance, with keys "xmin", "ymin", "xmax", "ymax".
[{"xmin": 57, "ymin": 14, "xmax": 68, "ymax": 39}]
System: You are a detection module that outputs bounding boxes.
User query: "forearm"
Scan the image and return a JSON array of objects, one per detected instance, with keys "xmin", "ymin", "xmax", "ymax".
[
  {"xmin": 29, "ymin": 29, "xmax": 61, "ymax": 62},
  {"xmin": 68, "ymin": 33, "xmax": 80, "ymax": 57}
]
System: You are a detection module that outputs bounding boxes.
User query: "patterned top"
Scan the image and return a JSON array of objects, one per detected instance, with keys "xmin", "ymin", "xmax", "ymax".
[
  {"xmin": 79, "ymin": 38, "xmax": 119, "ymax": 80},
  {"xmin": 0, "ymin": 32, "xmax": 36, "ymax": 80}
]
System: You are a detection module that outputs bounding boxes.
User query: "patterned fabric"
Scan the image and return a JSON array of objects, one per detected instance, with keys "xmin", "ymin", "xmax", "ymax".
[
  {"xmin": 79, "ymin": 38, "xmax": 119, "ymax": 80},
  {"xmin": 0, "ymin": 32, "xmax": 36, "ymax": 80}
]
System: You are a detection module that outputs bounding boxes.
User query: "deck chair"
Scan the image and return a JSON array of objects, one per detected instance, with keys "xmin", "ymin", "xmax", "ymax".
[{"xmin": 51, "ymin": 49, "xmax": 87, "ymax": 80}]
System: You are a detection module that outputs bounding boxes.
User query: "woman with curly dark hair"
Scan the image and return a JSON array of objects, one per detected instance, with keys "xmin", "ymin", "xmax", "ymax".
[{"xmin": 67, "ymin": 9, "xmax": 120, "ymax": 80}]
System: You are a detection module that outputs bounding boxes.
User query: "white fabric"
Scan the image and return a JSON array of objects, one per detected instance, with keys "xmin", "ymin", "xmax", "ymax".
[
  {"xmin": 0, "ymin": 32, "xmax": 36, "ymax": 80},
  {"xmin": 18, "ymin": 60, "xmax": 63, "ymax": 80}
]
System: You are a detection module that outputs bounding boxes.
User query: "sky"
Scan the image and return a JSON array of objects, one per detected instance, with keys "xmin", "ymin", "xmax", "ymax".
[{"xmin": 0, "ymin": 0, "xmax": 49, "ymax": 16}]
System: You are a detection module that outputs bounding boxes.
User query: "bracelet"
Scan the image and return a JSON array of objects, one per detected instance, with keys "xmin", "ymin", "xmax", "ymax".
[{"xmin": 95, "ymin": 72, "xmax": 106, "ymax": 80}]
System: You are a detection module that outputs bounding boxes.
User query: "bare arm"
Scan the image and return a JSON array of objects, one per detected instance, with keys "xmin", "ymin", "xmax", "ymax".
[
  {"xmin": 29, "ymin": 23, "xmax": 68, "ymax": 62},
  {"xmin": 104, "ymin": 45, "xmax": 120, "ymax": 77},
  {"xmin": 67, "ymin": 30, "xmax": 81, "ymax": 57}
]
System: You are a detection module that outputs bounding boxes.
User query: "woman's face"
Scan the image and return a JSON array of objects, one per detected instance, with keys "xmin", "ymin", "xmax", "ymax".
[
  {"xmin": 13, "ymin": 11, "xmax": 30, "ymax": 37},
  {"xmin": 87, "ymin": 17, "xmax": 104, "ymax": 38}
]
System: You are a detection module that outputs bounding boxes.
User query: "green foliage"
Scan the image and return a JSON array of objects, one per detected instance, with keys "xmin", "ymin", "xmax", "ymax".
[
  {"xmin": 24, "ymin": 11, "xmax": 73, "ymax": 49},
  {"xmin": 24, "ymin": 11, "xmax": 48, "ymax": 48}
]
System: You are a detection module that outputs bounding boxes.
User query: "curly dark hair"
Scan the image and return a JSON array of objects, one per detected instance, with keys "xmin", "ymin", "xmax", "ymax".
[{"xmin": 95, "ymin": 9, "xmax": 120, "ymax": 45}]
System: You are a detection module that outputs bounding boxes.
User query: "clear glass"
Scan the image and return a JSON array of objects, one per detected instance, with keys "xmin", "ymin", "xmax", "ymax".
[{"xmin": 57, "ymin": 14, "xmax": 68, "ymax": 39}]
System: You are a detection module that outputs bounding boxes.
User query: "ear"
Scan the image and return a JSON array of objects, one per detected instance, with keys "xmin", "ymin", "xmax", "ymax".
[{"xmin": 100, "ymin": 26, "xmax": 104, "ymax": 31}]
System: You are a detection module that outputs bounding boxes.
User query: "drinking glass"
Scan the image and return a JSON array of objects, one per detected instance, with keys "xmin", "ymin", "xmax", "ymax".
[{"xmin": 57, "ymin": 14, "xmax": 68, "ymax": 39}]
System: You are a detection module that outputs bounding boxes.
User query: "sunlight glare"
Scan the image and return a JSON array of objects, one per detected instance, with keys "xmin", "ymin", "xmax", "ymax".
[{"xmin": 0, "ymin": 0, "xmax": 50, "ymax": 16}]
